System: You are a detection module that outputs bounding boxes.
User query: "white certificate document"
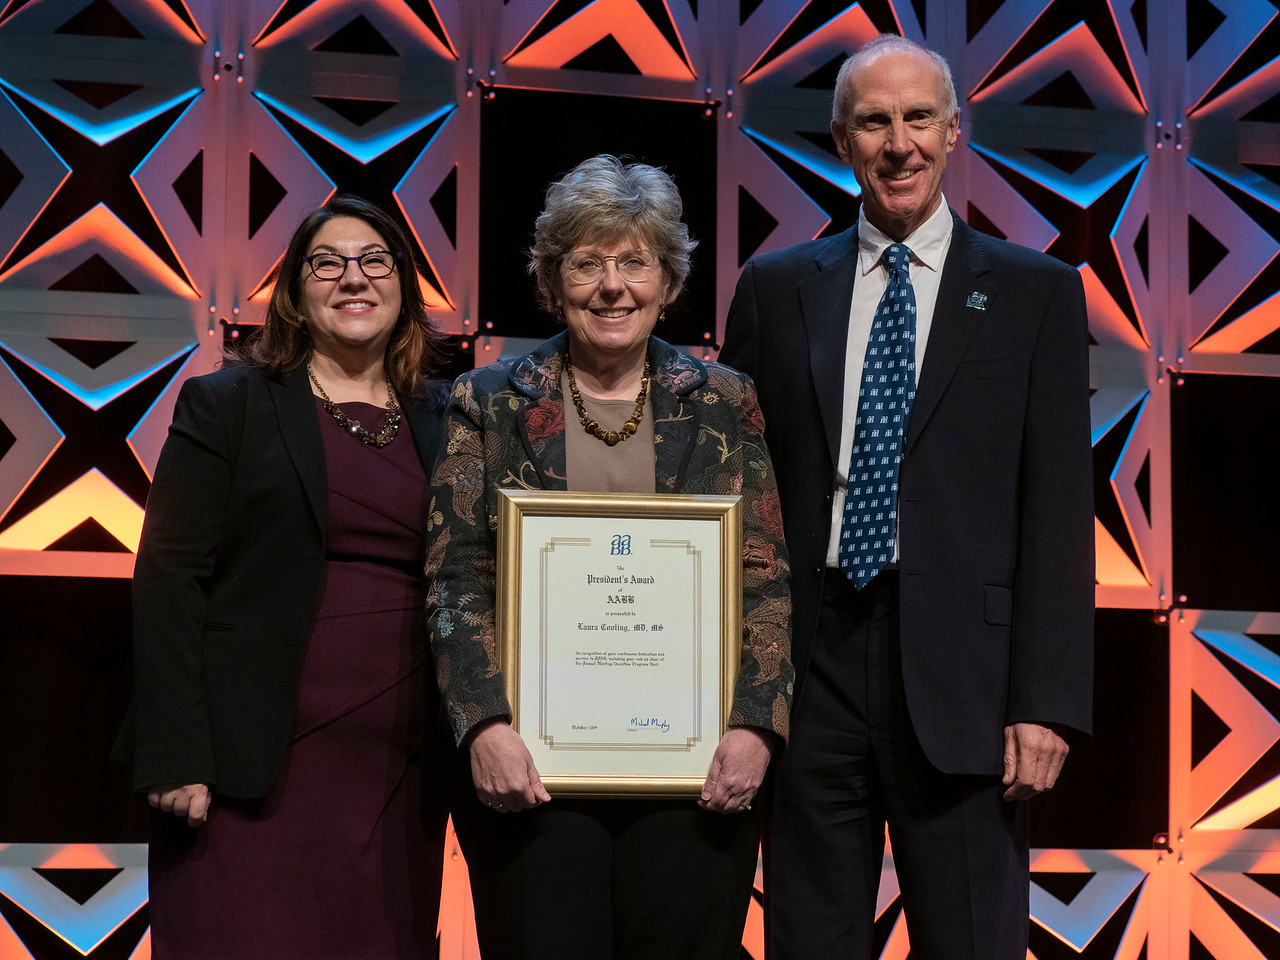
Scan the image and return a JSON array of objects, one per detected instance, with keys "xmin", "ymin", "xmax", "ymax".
[{"xmin": 497, "ymin": 491, "xmax": 742, "ymax": 795}]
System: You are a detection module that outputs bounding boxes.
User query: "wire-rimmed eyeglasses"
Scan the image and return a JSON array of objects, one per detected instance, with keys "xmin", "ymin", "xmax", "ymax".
[
  {"xmin": 303, "ymin": 249, "xmax": 401, "ymax": 281},
  {"xmin": 562, "ymin": 249, "xmax": 657, "ymax": 285}
]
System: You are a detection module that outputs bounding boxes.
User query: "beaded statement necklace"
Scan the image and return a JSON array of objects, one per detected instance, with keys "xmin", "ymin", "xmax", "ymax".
[
  {"xmin": 307, "ymin": 364, "xmax": 402, "ymax": 448},
  {"xmin": 564, "ymin": 353, "xmax": 651, "ymax": 447}
]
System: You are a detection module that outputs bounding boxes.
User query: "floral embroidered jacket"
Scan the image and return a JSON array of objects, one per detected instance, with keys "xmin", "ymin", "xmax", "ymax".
[{"xmin": 426, "ymin": 332, "xmax": 794, "ymax": 747}]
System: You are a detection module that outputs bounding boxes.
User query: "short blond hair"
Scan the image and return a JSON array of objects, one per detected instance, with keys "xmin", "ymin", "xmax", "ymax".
[{"xmin": 528, "ymin": 155, "xmax": 697, "ymax": 314}]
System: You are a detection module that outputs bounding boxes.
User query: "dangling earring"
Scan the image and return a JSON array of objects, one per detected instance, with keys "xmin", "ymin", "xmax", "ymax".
[{"xmin": 658, "ymin": 302, "xmax": 666, "ymax": 323}]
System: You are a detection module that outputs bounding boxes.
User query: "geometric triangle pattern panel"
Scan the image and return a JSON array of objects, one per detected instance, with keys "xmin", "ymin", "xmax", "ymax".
[
  {"xmin": 1182, "ymin": 614, "xmax": 1280, "ymax": 834},
  {"xmin": 0, "ymin": 1, "xmax": 1277, "ymax": 959},
  {"xmin": 1091, "ymin": 388, "xmax": 1155, "ymax": 589},
  {"xmin": 0, "ymin": 834, "xmax": 481, "ymax": 960},
  {"xmin": 0, "ymin": 0, "xmax": 208, "ymax": 582},
  {"xmin": 1028, "ymin": 849, "xmax": 1152, "ymax": 958},
  {"xmin": 1171, "ymin": 612, "xmax": 1280, "ymax": 959},
  {"xmin": 0, "ymin": 844, "xmax": 149, "ymax": 959},
  {"xmin": 249, "ymin": 0, "xmax": 458, "ymax": 310},
  {"xmin": 0, "ymin": 326, "xmax": 196, "ymax": 577},
  {"xmin": 1184, "ymin": 0, "xmax": 1280, "ymax": 357},
  {"xmin": 0, "ymin": 1, "xmax": 204, "ymax": 296}
]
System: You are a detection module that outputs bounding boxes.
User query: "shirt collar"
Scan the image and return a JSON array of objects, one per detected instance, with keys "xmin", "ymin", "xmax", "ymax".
[{"xmin": 857, "ymin": 196, "xmax": 954, "ymax": 276}]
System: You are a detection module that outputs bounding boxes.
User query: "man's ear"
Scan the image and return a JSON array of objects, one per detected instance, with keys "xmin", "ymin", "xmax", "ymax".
[
  {"xmin": 945, "ymin": 110, "xmax": 960, "ymax": 153},
  {"xmin": 831, "ymin": 119, "xmax": 851, "ymax": 163}
]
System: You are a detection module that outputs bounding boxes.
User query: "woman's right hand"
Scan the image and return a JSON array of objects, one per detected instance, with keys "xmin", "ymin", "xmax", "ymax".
[
  {"xmin": 147, "ymin": 783, "xmax": 212, "ymax": 827},
  {"xmin": 467, "ymin": 721, "xmax": 551, "ymax": 813}
]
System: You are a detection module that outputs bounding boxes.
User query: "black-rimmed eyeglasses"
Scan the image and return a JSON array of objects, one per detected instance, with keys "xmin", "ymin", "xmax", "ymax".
[{"xmin": 303, "ymin": 250, "xmax": 401, "ymax": 280}]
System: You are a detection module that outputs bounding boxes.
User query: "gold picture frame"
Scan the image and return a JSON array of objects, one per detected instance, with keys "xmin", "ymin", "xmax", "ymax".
[{"xmin": 496, "ymin": 489, "xmax": 743, "ymax": 796}]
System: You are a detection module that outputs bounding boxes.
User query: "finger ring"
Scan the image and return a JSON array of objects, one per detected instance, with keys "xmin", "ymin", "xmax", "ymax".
[{"xmin": 495, "ymin": 802, "xmax": 504, "ymax": 808}]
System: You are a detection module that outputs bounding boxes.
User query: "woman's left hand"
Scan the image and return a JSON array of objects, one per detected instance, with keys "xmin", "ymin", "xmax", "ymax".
[{"xmin": 699, "ymin": 727, "xmax": 774, "ymax": 814}]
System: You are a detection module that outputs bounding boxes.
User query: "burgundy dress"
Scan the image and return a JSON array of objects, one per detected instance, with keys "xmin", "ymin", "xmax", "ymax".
[{"xmin": 148, "ymin": 400, "xmax": 445, "ymax": 959}]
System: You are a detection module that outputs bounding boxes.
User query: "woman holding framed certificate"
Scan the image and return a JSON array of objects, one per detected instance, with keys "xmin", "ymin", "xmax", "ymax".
[{"xmin": 427, "ymin": 155, "xmax": 795, "ymax": 959}]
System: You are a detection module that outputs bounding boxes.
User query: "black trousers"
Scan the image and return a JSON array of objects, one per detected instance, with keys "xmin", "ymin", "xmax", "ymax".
[
  {"xmin": 766, "ymin": 570, "xmax": 1029, "ymax": 960},
  {"xmin": 449, "ymin": 748, "xmax": 763, "ymax": 960}
]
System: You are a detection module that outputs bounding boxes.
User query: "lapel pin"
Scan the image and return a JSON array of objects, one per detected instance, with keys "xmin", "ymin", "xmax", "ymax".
[{"xmin": 966, "ymin": 291, "xmax": 987, "ymax": 310}]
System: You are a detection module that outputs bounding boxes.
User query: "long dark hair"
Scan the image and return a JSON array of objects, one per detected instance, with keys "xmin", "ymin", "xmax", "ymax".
[{"xmin": 244, "ymin": 194, "xmax": 445, "ymax": 397}]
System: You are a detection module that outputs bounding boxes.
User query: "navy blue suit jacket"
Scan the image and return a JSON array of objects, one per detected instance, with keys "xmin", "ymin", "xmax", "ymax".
[{"xmin": 721, "ymin": 213, "xmax": 1093, "ymax": 775}]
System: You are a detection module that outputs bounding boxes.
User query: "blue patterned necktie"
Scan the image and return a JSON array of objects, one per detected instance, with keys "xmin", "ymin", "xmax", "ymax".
[{"xmin": 838, "ymin": 242, "xmax": 918, "ymax": 589}]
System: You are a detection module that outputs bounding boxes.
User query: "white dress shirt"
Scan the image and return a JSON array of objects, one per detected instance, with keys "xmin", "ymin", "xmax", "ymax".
[{"xmin": 825, "ymin": 198, "xmax": 955, "ymax": 566}]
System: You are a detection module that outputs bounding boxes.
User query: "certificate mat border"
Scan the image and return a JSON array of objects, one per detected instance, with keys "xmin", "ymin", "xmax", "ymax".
[{"xmin": 497, "ymin": 489, "xmax": 742, "ymax": 796}]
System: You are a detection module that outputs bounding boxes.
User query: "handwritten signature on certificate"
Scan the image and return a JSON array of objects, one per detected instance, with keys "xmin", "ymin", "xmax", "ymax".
[{"xmin": 629, "ymin": 717, "xmax": 671, "ymax": 733}]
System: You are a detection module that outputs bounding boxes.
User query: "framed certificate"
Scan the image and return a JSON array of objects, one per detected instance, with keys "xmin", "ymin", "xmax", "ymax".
[{"xmin": 496, "ymin": 489, "xmax": 742, "ymax": 796}]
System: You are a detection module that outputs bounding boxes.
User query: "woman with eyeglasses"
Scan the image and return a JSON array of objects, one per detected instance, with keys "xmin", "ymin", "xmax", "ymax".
[
  {"xmin": 113, "ymin": 194, "xmax": 450, "ymax": 958},
  {"xmin": 427, "ymin": 155, "xmax": 795, "ymax": 959}
]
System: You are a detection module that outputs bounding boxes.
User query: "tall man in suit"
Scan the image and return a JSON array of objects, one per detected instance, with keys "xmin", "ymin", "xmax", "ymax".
[{"xmin": 719, "ymin": 34, "xmax": 1094, "ymax": 959}]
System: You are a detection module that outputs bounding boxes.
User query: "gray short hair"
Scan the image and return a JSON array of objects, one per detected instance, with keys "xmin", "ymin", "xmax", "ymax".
[
  {"xmin": 832, "ymin": 34, "xmax": 958, "ymax": 127},
  {"xmin": 528, "ymin": 155, "xmax": 697, "ymax": 313}
]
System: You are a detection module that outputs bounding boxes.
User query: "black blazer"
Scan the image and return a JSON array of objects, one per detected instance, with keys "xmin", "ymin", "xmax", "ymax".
[
  {"xmin": 113, "ymin": 362, "xmax": 445, "ymax": 798},
  {"xmin": 721, "ymin": 214, "xmax": 1094, "ymax": 775}
]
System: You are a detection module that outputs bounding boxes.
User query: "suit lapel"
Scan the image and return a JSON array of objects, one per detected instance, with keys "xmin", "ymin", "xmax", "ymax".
[
  {"xmin": 649, "ymin": 339, "xmax": 706, "ymax": 492},
  {"xmin": 510, "ymin": 335, "xmax": 569, "ymax": 491},
  {"xmin": 905, "ymin": 216, "xmax": 993, "ymax": 457},
  {"xmin": 798, "ymin": 228, "xmax": 859, "ymax": 476},
  {"xmin": 402, "ymin": 389, "xmax": 444, "ymax": 474},
  {"xmin": 269, "ymin": 364, "xmax": 328, "ymax": 532}
]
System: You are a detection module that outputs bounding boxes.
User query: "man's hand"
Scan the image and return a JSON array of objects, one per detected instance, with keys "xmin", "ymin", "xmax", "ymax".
[
  {"xmin": 147, "ymin": 783, "xmax": 212, "ymax": 827},
  {"xmin": 1002, "ymin": 722, "xmax": 1069, "ymax": 801}
]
